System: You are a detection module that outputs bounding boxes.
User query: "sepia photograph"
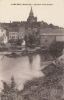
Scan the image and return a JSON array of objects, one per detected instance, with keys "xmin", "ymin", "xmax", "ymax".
[{"xmin": 0, "ymin": 0, "xmax": 64, "ymax": 100}]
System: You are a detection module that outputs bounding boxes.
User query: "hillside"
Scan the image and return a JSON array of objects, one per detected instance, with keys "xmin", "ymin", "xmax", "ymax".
[{"xmin": 21, "ymin": 60, "xmax": 64, "ymax": 100}]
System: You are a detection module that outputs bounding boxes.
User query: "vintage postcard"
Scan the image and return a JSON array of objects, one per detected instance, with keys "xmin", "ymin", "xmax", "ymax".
[{"xmin": 0, "ymin": 0, "xmax": 64, "ymax": 100}]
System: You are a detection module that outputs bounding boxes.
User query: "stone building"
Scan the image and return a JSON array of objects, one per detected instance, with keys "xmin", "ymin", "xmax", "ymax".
[
  {"xmin": 40, "ymin": 28, "xmax": 64, "ymax": 48},
  {"xmin": 27, "ymin": 7, "xmax": 37, "ymax": 24}
]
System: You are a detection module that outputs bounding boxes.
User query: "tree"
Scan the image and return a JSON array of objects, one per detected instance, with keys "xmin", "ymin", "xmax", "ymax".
[
  {"xmin": 11, "ymin": 76, "xmax": 16, "ymax": 90},
  {"xmin": 16, "ymin": 39, "xmax": 23, "ymax": 46},
  {"xmin": 2, "ymin": 81, "xmax": 10, "ymax": 93},
  {"xmin": 1, "ymin": 77, "xmax": 18, "ymax": 100},
  {"xmin": 29, "ymin": 34, "xmax": 35, "ymax": 45}
]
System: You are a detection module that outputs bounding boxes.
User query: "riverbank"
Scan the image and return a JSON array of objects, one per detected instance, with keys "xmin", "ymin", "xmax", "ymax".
[
  {"xmin": 0, "ymin": 47, "xmax": 47, "ymax": 58},
  {"xmin": 0, "ymin": 47, "xmax": 63, "ymax": 58}
]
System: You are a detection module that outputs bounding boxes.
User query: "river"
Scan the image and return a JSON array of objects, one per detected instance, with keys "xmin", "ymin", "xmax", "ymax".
[{"xmin": 0, "ymin": 51, "xmax": 60, "ymax": 91}]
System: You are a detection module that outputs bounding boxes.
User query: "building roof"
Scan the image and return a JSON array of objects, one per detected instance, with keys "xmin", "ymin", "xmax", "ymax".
[
  {"xmin": 41, "ymin": 62, "xmax": 57, "ymax": 76},
  {"xmin": 29, "ymin": 6, "xmax": 34, "ymax": 17},
  {"xmin": 40, "ymin": 28, "xmax": 64, "ymax": 35},
  {"xmin": 0, "ymin": 22, "xmax": 11, "ymax": 27},
  {"xmin": 30, "ymin": 22, "xmax": 41, "ymax": 28},
  {"xmin": 8, "ymin": 27, "xmax": 19, "ymax": 32},
  {"xmin": 0, "ymin": 26, "xmax": 6, "ymax": 30},
  {"xmin": 12, "ymin": 21, "xmax": 21, "ymax": 24}
]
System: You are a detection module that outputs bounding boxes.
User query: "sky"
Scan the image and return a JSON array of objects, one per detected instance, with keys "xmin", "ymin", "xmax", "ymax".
[{"xmin": 0, "ymin": 0, "xmax": 64, "ymax": 27}]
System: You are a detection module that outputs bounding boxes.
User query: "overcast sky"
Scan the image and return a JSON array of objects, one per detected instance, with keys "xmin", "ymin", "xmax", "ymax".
[{"xmin": 0, "ymin": 0, "xmax": 64, "ymax": 27}]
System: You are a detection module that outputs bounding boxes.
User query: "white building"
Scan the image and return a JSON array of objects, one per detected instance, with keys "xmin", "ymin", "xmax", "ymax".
[
  {"xmin": 0, "ymin": 27, "xmax": 8, "ymax": 43},
  {"xmin": 8, "ymin": 29, "xmax": 19, "ymax": 40}
]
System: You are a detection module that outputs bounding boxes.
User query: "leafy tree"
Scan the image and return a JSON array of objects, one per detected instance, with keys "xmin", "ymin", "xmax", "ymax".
[
  {"xmin": 16, "ymin": 39, "xmax": 23, "ymax": 46},
  {"xmin": 11, "ymin": 76, "xmax": 16, "ymax": 90},
  {"xmin": 1, "ymin": 77, "xmax": 18, "ymax": 100},
  {"xmin": 2, "ymin": 81, "xmax": 10, "ymax": 93}
]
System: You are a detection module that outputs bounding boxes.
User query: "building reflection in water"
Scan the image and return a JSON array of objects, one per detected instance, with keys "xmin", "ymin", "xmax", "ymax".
[
  {"xmin": 40, "ymin": 51, "xmax": 54, "ymax": 67},
  {"xmin": 28, "ymin": 55, "xmax": 33, "ymax": 69}
]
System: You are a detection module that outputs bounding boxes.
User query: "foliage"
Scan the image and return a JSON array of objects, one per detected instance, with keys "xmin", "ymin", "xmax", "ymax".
[
  {"xmin": 1, "ymin": 76, "xmax": 19, "ymax": 100},
  {"xmin": 21, "ymin": 60, "xmax": 64, "ymax": 100},
  {"xmin": 8, "ymin": 38, "xmax": 23, "ymax": 46}
]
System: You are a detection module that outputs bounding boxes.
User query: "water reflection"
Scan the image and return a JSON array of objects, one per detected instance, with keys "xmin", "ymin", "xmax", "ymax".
[
  {"xmin": 40, "ymin": 51, "xmax": 54, "ymax": 67},
  {"xmin": 28, "ymin": 55, "xmax": 33, "ymax": 69},
  {"xmin": 0, "ymin": 51, "xmax": 60, "ymax": 91}
]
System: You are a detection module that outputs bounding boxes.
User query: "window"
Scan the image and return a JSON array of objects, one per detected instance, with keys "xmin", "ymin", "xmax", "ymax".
[{"xmin": 10, "ymin": 36, "xmax": 11, "ymax": 39}]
